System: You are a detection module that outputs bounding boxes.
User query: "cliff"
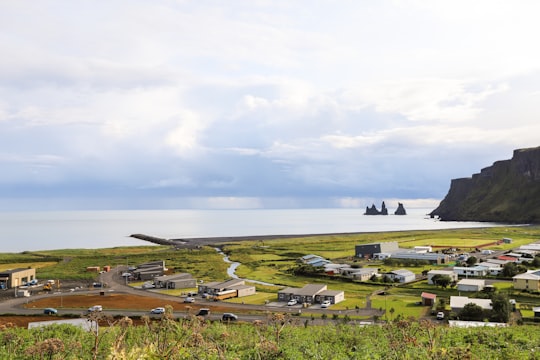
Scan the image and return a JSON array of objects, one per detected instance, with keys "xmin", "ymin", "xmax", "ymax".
[{"xmin": 430, "ymin": 146, "xmax": 540, "ymax": 223}]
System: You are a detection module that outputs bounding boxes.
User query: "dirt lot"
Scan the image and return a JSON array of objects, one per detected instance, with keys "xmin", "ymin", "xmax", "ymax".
[{"xmin": 1, "ymin": 293, "xmax": 235, "ymax": 328}]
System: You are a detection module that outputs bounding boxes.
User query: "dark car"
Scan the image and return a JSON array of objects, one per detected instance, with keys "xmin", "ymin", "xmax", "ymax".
[
  {"xmin": 44, "ymin": 308, "xmax": 58, "ymax": 315},
  {"xmin": 222, "ymin": 313, "xmax": 238, "ymax": 321},
  {"xmin": 196, "ymin": 308, "xmax": 210, "ymax": 316}
]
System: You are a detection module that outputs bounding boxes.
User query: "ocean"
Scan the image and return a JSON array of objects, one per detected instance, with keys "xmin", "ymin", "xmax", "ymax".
[{"xmin": 0, "ymin": 208, "xmax": 499, "ymax": 253}]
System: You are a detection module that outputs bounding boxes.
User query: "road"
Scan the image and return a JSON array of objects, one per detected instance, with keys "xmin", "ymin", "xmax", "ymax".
[{"xmin": 0, "ymin": 265, "xmax": 383, "ymax": 323}]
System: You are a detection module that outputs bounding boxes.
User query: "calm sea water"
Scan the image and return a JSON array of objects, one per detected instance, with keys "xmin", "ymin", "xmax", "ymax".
[{"xmin": 0, "ymin": 208, "xmax": 499, "ymax": 253}]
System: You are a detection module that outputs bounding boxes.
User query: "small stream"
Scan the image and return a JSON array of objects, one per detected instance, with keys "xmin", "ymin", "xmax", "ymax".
[{"xmin": 215, "ymin": 248, "xmax": 275, "ymax": 286}]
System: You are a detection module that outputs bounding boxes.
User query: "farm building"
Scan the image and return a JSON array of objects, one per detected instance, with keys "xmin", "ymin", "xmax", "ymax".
[
  {"xmin": 0, "ymin": 268, "xmax": 36, "ymax": 289},
  {"xmin": 512, "ymin": 270, "xmax": 540, "ymax": 291},
  {"xmin": 456, "ymin": 279, "xmax": 485, "ymax": 292},
  {"xmin": 427, "ymin": 270, "xmax": 458, "ymax": 285},
  {"xmin": 154, "ymin": 273, "xmax": 197, "ymax": 289},
  {"xmin": 355, "ymin": 242, "xmax": 399, "ymax": 259},
  {"xmin": 278, "ymin": 284, "xmax": 345, "ymax": 305},
  {"xmin": 450, "ymin": 296, "xmax": 492, "ymax": 312},
  {"xmin": 420, "ymin": 292, "xmax": 437, "ymax": 306}
]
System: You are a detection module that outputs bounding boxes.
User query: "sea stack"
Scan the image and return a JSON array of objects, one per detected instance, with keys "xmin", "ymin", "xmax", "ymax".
[
  {"xmin": 394, "ymin": 203, "xmax": 407, "ymax": 215},
  {"xmin": 364, "ymin": 201, "xmax": 388, "ymax": 215}
]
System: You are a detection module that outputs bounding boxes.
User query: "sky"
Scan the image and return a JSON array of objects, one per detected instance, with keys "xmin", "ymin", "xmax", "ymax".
[{"xmin": 1, "ymin": 1, "xmax": 540, "ymax": 211}]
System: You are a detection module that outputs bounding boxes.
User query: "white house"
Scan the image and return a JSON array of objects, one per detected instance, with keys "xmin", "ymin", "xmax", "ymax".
[
  {"xmin": 386, "ymin": 269, "xmax": 416, "ymax": 283},
  {"xmin": 477, "ymin": 261, "xmax": 503, "ymax": 276},
  {"xmin": 453, "ymin": 266, "xmax": 488, "ymax": 277},
  {"xmin": 450, "ymin": 296, "xmax": 492, "ymax": 312},
  {"xmin": 457, "ymin": 279, "xmax": 485, "ymax": 292},
  {"xmin": 427, "ymin": 270, "xmax": 458, "ymax": 285}
]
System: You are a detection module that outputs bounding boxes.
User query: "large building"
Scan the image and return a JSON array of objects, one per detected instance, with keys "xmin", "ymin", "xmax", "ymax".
[
  {"xmin": 355, "ymin": 242, "xmax": 399, "ymax": 259},
  {"xmin": 0, "ymin": 268, "xmax": 36, "ymax": 289}
]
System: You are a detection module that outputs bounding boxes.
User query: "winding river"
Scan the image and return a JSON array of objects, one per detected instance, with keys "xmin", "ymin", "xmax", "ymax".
[{"xmin": 215, "ymin": 248, "xmax": 275, "ymax": 286}]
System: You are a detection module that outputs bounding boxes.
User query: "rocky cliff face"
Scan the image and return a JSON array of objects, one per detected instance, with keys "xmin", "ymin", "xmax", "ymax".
[{"xmin": 430, "ymin": 146, "xmax": 540, "ymax": 223}]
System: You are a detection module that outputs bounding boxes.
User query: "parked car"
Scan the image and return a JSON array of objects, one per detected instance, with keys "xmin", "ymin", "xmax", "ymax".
[
  {"xmin": 142, "ymin": 283, "xmax": 155, "ymax": 289},
  {"xmin": 87, "ymin": 305, "xmax": 103, "ymax": 313},
  {"xmin": 320, "ymin": 300, "xmax": 331, "ymax": 308},
  {"xmin": 184, "ymin": 297, "xmax": 195, "ymax": 303},
  {"xmin": 196, "ymin": 308, "xmax": 210, "ymax": 316},
  {"xmin": 222, "ymin": 313, "xmax": 238, "ymax": 321},
  {"xmin": 436, "ymin": 312, "xmax": 445, "ymax": 320},
  {"xmin": 150, "ymin": 307, "xmax": 165, "ymax": 314},
  {"xmin": 44, "ymin": 308, "xmax": 58, "ymax": 315},
  {"xmin": 287, "ymin": 299, "xmax": 298, "ymax": 306}
]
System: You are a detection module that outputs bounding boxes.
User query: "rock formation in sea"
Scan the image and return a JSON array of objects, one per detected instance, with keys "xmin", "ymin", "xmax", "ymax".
[
  {"xmin": 365, "ymin": 201, "xmax": 388, "ymax": 215},
  {"xmin": 430, "ymin": 146, "xmax": 540, "ymax": 223},
  {"xmin": 394, "ymin": 203, "xmax": 407, "ymax": 215}
]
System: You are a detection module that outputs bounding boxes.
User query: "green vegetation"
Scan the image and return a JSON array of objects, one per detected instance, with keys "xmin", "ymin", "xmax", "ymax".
[{"xmin": 1, "ymin": 314, "xmax": 539, "ymax": 359}]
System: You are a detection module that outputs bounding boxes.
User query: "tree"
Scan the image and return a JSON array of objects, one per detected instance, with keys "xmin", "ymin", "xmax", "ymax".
[
  {"xmin": 501, "ymin": 262, "xmax": 518, "ymax": 277},
  {"xmin": 490, "ymin": 293, "xmax": 510, "ymax": 323},
  {"xmin": 432, "ymin": 274, "xmax": 452, "ymax": 289},
  {"xmin": 466, "ymin": 256, "xmax": 478, "ymax": 266},
  {"xmin": 459, "ymin": 303, "xmax": 485, "ymax": 321}
]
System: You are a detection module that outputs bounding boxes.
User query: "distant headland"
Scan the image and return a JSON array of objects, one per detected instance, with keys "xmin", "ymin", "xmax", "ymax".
[{"xmin": 430, "ymin": 145, "xmax": 540, "ymax": 223}]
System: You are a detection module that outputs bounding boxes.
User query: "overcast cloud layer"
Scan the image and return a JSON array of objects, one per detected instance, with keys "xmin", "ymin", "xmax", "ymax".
[{"xmin": 1, "ymin": 1, "xmax": 540, "ymax": 210}]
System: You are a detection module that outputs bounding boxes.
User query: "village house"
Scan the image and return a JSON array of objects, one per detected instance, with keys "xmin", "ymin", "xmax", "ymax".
[
  {"xmin": 476, "ymin": 261, "xmax": 503, "ymax": 276},
  {"xmin": 452, "ymin": 265, "xmax": 488, "ymax": 278},
  {"xmin": 340, "ymin": 267, "xmax": 378, "ymax": 281},
  {"xmin": 385, "ymin": 269, "xmax": 416, "ymax": 283},
  {"xmin": 512, "ymin": 270, "xmax": 540, "ymax": 291},
  {"xmin": 278, "ymin": 284, "xmax": 345, "ymax": 305}
]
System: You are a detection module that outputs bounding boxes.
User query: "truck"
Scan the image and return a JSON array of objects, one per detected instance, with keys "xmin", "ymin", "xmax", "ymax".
[{"xmin": 213, "ymin": 289, "xmax": 237, "ymax": 301}]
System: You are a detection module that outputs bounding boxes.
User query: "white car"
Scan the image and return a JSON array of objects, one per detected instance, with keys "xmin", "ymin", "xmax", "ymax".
[
  {"xmin": 184, "ymin": 297, "xmax": 195, "ymax": 303},
  {"xmin": 436, "ymin": 312, "xmax": 445, "ymax": 320},
  {"xmin": 287, "ymin": 299, "xmax": 298, "ymax": 306},
  {"xmin": 87, "ymin": 305, "xmax": 103, "ymax": 313},
  {"xmin": 321, "ymin": 300, "xmax": 331, "ymax": 308},
  {"xmin": 150, "ymin": 307, "xmax": 165, "ymax": 314}
]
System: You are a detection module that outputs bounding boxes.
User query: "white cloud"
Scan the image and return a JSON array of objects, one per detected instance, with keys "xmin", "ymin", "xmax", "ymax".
[{"xmin": 1, "ymin": 1, "xmax": 540, "ymax": 209}]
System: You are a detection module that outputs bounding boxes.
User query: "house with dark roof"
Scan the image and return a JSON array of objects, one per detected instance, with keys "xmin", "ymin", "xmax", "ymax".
[{"xmin": 278, "ymin": 284, "xmax": 345, "ymax": 305}]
